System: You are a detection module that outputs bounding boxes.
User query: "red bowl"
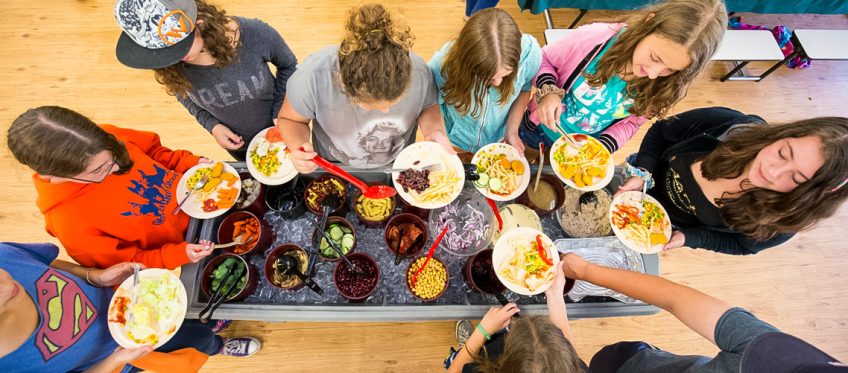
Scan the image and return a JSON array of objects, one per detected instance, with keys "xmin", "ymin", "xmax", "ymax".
[
  {"xmin": 311, "ymin": 216, "xmax": 357, "ymax": 261},
  {"xmin": 462, "ymin": 249, "xmax": 505, "ymax": 295},
  {"xmin": 333, "ymin": 253, "xmax": 380, "ymax": 302},
  {"xmin": 384, "ymin": 213, "xmax": 428, "ymax": 258},
  {"xmin": 263, "ymin": 244, "xmax": 310, "ymax": 290},
  {"xmin": 352, "ymin": 182, "xmax": 396, "ymax": 228},
  {"xmin": 200, "ymin": 254, "xmax": 258, "ymax": 302},
  {"xmin": 405, "ymin": 256, "xmax": 450, "ymax": 302},
  {"xmin": 304, "ymin": 175, "xmax": 349, "ymax": 217},
  {"xmin": 516, "ymin": 173, "xmax": 566, "ymax": 217},
  {"xmin": 216, "ymin": 211, "xmax": 274, "ymax": 255},
  {"xmin": 234, "ymin": 172, "xmax": 268, "ymax": 216}
]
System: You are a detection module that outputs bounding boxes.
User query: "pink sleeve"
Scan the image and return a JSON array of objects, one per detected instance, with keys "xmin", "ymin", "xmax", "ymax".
[
  {"xmin": 597, "ymin": 115, "xmax": 649, "ymax": 153},
  {"xmin": 533, "ymin": 38, "xmax": 580, "ymax": 88}
]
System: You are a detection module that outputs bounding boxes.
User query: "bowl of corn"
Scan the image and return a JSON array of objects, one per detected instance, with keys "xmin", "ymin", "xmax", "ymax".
[{"xmin": 405, "ymin": 256, "xmax": 449, "ymax": 302}]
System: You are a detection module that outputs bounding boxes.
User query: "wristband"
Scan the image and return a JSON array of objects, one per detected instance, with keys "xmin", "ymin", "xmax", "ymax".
[
  {"xmin": 85, "ymin": 268, "xmax": 102, "ymax": 288},
  {"xmin": 476, "ymin": 323, "xmax": 491, "ymax": 340},
  {"xmin": 624, "ymin": 162, "xmax": 655, "ymax": 189}
]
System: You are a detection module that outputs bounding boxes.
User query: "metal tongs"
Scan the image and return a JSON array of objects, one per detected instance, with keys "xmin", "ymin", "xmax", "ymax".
[{"xmin": 198, "ymin": 264, "xmax": 246, "ymax": 323}]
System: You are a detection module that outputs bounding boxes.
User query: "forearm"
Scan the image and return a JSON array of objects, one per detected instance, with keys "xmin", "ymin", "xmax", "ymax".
[
  {"xmin": 505, "ymin": 92, "xmax": 531, "ymax": 134},
  {"xmin": 83, "ymin": 354, "xmax": 124, "ymax": 373},
  {"xmin": 578, "ymin": 262, "xmax": 729, "ymax": 343},
  {"xmin": 277, "ymin": 117, "xmax": 311, "ymax": 150},
  {"xmin": 417, "ymin": 105, "xmax": 447, "ymax": 139},
  {"xmin": 447, "ymin": 329, "xmax": 487, "ymax": 373},
  {"xmin": 177, "ymin": 95, "xmax": 220, "ymax": 132},
  {"xmin": 680, "ymin": 228, "xmax": 764, "ymax": 255},
  {"xmin": 546, "ymin": 294, "xmax": 573, "ymax": 342},
  {"xmin": 50, "ymin": 260, "xmax": 89, "ymax": 281}
]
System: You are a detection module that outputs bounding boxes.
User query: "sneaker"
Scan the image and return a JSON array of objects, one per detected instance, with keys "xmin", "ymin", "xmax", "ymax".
[
  {"xmin": 210, "ymin": 319, "xmax": 232, "ymax": 334},
  {"xmin": 455, "ymin": 320, "xmax": 473, "ymax": 345},
  {"xmin": 221, "ymin": 337, "xmax": 261, "ymax": 357}
]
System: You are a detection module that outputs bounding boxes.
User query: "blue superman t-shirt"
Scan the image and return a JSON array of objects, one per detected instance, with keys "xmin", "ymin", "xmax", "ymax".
[{"xmin": 0, "ymin": 242, "xmax": 117, "ymax": 373}]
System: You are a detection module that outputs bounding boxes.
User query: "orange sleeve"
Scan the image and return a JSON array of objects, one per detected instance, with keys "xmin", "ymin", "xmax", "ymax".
[
  {"xmin": 102, "ymin": 124, "xmax": 201, "ymax": 174},
  {"xmin": 53, "ymin": 226, "xmax": 191, "ymax": 270},
  {"xmin": 112, "ymin": 349, "xmax": 209, "ymax": 373}
]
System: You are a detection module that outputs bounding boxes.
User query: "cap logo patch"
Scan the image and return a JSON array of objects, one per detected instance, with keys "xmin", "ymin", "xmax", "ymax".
[{"xmin": 157, "ymin": 9, "xmax": 193, "ymax": 45}]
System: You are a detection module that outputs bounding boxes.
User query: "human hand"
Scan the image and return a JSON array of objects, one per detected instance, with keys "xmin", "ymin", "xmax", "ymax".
[
  {"xmin": 535, "ymin": 93, "xmax": 563, "ymax": 130},
  {"xmin": 545, "ymin": 259, "xmax": 567, "ymax": 298},
  {"xmin": 186, "ymin": 240, "xmax": 214, "ymax": 263},
  {"xmin": 211, "ymin": 124, "xmax": 245, "ymax": 150},
  {"xmin": 615, "ymin": 176, "xmax": 645, "ymax": 198},
  {"xmin": 663, "ymin": 231, "xmax": 685, "ymax": 252},
  {"xmin": 561, "ymin": 253, "xmax": 590, "ymax": 281},
  {"xmin": 90, "ymin": 262, "xmax": 147, "ymax": 287},
  {"xmin": 107, "ymin": 345, "xmax": 154, "ymax": 366},
  {"xmin": 479, "ymin": 303, "xmax": 520, "ymax": 335},
  {"xmin": 504, "ymin": 129, "xmax": 525, "ymax": 153},
  {"xmin": 197, "ymin": 157, "xmax": 214, "ymax": 165},
  {"xmin": 291, "ymin": 142, "xmax": 319, "ymax": 173},
  {"xmin": 426, "ymin": 130, "xmax": 457, "ymax": 155}
]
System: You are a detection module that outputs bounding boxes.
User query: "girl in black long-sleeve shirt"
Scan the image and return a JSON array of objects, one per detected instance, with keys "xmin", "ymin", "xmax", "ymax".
[{"xmin": 618, "ymin": 107, "xmax": 848, "ymax": 255}]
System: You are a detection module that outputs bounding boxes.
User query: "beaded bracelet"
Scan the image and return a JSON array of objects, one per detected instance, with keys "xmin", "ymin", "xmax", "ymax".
[
  {"xmin": 476, "ymin": 323, "xmax": 491, "ymax": 341},
  {"xmin": 624, "ymin": 162, "xmax": 655, "ymax": 189}
]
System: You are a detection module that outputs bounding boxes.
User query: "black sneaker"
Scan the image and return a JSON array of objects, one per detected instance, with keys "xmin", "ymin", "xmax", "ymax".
[
  {"xmin": 221, "ymin": 337, "xmax": 261, "ymax": 357},
  {"xmin": 455, "ymin": 320, "xmax": 473, "ymax": 345}
]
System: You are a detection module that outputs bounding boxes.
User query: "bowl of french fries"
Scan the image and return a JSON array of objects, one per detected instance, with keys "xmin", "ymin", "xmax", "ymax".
[{"xmin": 391, "ymin": 142, "xmax": 465, "ymax": 209}]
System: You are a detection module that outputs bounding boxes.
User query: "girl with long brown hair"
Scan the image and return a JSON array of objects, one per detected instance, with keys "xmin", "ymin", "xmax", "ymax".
[
  {"xmin": 429, "ymin": 8, "xmax": 541, "ymax": 154},
  {"xmin": 520, "ymin": 0, "xmax": 727, "ymax": 154},
  {"xmin": 277, "ymin": 3, "xmax": 453, "ymax": 173},
  {"xmin": 618, "ymin": 107, "xmax": 848, "ymax": 254},
  {"xmin": 444, "ymin": 264, "xmax": 585, "ymax": 372},
  {"xmin": 114, "ymin": 0, "xmax": 297, "ymax": 161}
]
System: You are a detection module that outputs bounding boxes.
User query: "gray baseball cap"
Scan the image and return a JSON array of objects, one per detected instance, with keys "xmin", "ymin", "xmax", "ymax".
[{"xmin": 114, "ymin": 0, "xmax": 198, "ymax": 69}]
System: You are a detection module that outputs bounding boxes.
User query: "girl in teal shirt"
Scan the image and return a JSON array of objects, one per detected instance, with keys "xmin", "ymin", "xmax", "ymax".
[{"xmin": 429, "ymin": 8, "xmax": 541, "ymax": 155}]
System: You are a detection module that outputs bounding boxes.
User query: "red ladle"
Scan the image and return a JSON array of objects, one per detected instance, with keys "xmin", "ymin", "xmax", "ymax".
[
  {"xmin": 410, "ymin": 226, "xmax": 449, "ymax": 287},
  {"xmin": 486, "ymin": 197, "xmax": 503, "ymax": 231},
  {"xmin": 300, "ymin": 147, "xmax": 397, "ymax": 199}
]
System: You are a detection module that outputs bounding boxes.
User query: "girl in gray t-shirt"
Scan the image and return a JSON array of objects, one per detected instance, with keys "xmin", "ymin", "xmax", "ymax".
[{"xmin": 276, "ymin": 3, "xmax": 454, "ymax": 172}]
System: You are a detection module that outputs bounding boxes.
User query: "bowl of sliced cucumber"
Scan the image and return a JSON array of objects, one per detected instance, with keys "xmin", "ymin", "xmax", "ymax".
[{"xmin": 312, "ymin": 216, "xmax": 357, "ymax": 261}]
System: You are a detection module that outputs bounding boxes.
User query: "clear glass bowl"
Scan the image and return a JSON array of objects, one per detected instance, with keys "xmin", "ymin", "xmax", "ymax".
[{"xmin": 428, "ymin": 189, "xmax": 495, "ymax": 257}]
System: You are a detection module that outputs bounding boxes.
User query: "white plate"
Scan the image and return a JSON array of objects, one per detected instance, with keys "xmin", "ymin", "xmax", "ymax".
[
  {"xmin": 471, "ymin": 143, "xmax": 530, "ymax": 201},
  {"xmin": 391, "ymin": 141, "xmax": 465, "ymax": 209},
  {"xmin": 549, "ymin": 135, "xmax": 614, "ymax": 192},
  {"xmin": 609, "ymin": 191, "xmax": 672, "ymax": 254},
  {"xmin": 175, "ymin": 162, "xmax": 241, "ymax": 219},
  {"xmin": 107, "ymin": 269, "xmax": 187, "ymax": 349},
  {"xmin": 245, "ymin": 127, "xmax": 297, "ymax": 185},
  {"xmin": 492, "ymin": 227, "xmax": 559, "ymax": 296}
]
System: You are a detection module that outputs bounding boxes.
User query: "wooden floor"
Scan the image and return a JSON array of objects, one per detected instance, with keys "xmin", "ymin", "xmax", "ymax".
[{"xmin": 1, "ymin": 1, "xmax": 847, "ymax": 371}]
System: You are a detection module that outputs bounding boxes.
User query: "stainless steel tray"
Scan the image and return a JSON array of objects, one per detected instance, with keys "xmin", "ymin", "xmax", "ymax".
[{"xmin": 179, "ymin": 163, "xmax": 659, "ymax": 321}]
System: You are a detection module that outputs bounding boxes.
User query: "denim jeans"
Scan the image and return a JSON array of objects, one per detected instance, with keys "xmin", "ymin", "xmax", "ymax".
[
  {"xmin": 122, "ymin": 320, "xmax": 223, "ymax": 373},
  {"xmin": 518, "ymin": 122, "xmax": 556, "ymax": 150},
  {"xmin": 465, "ymin": 0, "xmax": 501, "ymax": 17}
]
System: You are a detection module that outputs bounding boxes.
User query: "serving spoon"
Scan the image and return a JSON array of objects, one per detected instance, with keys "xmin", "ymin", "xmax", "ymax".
[{"xmin": 301, "ymin": 147, "xmax": 396, "ymax": 199}]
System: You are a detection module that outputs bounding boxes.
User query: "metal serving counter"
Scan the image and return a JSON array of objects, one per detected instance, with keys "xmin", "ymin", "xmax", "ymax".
[{"xmin": 179, "ymin": 163, "xmax": 659, "ymax": 321}]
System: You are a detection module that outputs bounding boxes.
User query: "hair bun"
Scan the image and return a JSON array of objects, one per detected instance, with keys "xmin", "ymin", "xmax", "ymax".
[{"xmin": 340, "ymin": 3, "xmax": 413, "ymax": 55}]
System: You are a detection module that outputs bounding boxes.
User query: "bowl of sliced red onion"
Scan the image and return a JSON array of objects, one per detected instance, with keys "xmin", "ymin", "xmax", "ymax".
[{"xmin": 427, "ymin": 189, "xmax": 496, "ymax": 257}]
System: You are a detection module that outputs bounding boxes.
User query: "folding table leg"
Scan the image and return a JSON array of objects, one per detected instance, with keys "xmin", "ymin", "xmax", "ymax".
[
  {"xmin": 567, "ymin": 9, "xmax": 587, "ymax": 29},
  {"xmin": 720, "ymin": 61, "xmax": 750, "ymax": 82},
  {"xmin": 758, "ymin": 51, "xmax": 798, "ymax": 81}
]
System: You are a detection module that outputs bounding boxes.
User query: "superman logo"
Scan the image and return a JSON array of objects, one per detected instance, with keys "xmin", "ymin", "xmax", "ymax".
[{"xmin": 34, "ymin": 269, "xmax": 98, "ymax": 361}]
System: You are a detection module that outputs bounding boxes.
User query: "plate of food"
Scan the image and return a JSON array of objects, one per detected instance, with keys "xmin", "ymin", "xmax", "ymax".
[
  {"xmin": 107, "ymin": 269, "xmax": 187, "ymax": 349},
  {"xmin": 246, "ymin": 127, "xmax": 297, "ymax": 185},
  {"xmin": 391, "ymin": 141, "xmax": 464, "ymax": 209},
  {"xmin": 550, "ymin": 134, "xmax": 614, "ymax": 191},
  {"xmin": 492, "ymin": 227, "xmax": 559, "ymax": 295},
  {"xmin": 176, "ymin": 161, "xmax": 241, "ymax": 219},
  {"xmin": 471, "ymin": 143, "xmax": 530, "ymax": 201},
  {"xmin": 609, "ymin": 191, "xmax": 672, "ymax": 254}
]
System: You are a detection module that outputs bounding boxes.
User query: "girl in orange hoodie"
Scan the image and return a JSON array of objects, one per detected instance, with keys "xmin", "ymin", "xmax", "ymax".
[{"xmin": 7, "ymin": 106, "xmax": 215, "ymax": 270}]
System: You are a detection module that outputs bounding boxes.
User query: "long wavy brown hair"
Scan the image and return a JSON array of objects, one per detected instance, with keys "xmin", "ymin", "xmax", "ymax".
[
  {"xmin": 473, "ymin": 316, "xmax": 582, "ymax": 373},
  {"xmin": 700, "ymin": 117, "xmax": 848, "ymax": 241},
  {"xmin": 153, "ymin": 0, "xmax": 241, "ymax": 97},
  {"xmin": 338, "ymin": 3, "xmax": 415, "ymax": 103},
  {"xmin": 8, "ymin": 106, "xmax": 134, "ymax": 177},
  {"xmin": 584, "ymin": 0, "xmax": 727, "ymax": 119},
  {"xmin": 440, "ymin": 8, "xmax": 522, "ymax": 118}
]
